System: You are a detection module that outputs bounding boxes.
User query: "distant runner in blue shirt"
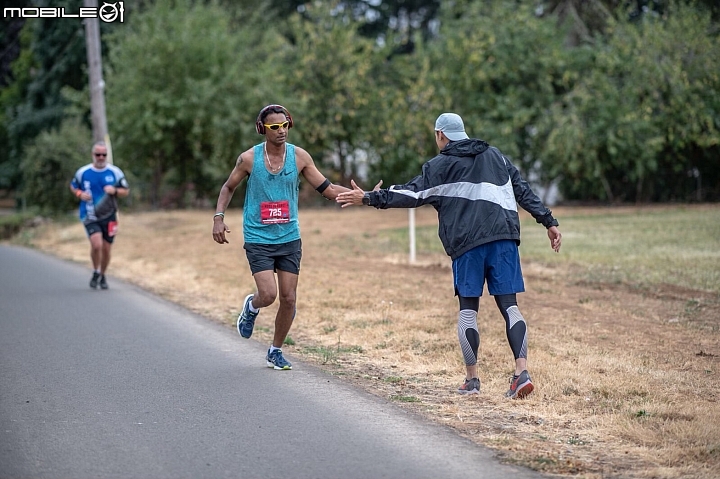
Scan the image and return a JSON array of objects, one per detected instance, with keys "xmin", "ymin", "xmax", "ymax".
[{"xmin": 70, "ymin": 141, "xmax": 129, "ymax": 290}]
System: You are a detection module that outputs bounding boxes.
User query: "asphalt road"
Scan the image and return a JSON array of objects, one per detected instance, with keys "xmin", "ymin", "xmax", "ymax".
[{"xmin": 0, "ymin": 245, "xmax": 543, "ymax": 479}]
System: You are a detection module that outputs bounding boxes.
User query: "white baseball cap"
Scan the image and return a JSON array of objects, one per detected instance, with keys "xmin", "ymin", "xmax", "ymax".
[{"xmin": 434, "ymin": 113, "xmax": 469, "ymax": 141}]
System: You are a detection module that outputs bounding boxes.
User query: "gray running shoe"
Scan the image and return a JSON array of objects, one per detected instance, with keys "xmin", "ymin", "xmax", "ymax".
[
  {"xmin": 457, "ymin": 377, "xmax": 480, "ymax": 394},
  {"xmin": 237, "ymin": 294, "xmax": 258, "ymax": 338},
  {"xmin": 506, "ymin": 370, "xmax": 534, "ymax": 399},
  {"xmin": 99, "ymin": 274, "xmax": 108, "ymax": 290}
]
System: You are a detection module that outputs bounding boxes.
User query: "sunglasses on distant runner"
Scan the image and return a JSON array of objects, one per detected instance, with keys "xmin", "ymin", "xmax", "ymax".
[
  {"xmin": 94, "ymin": 153, "xmax": 107, "ymax": 157},
  {"xmin": 263, "ymin": 121, "xmax": 290, "ymax": 131}
]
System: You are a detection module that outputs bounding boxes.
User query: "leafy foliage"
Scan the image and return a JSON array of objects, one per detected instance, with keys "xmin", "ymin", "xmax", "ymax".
[
  {"xmin": 279, "ymin": 3, "xmax": 378, "ymax": 185},
  {"xmin": 3, "ymin": 0, "xmax": 719, "ymax": 208},
  {"xmin": 363, "ymin": 42, "xmax": 439, "ymax": 185},
  {"xmin": 543, "ymin": 2, "xmax": 720, "ymax": 201},
  {"xmin": 1, "ymin": 0, "xmax": 120, "ymax": 193},
  {"xmin": 104, "ymin": 0, "xmax": 279, "ymax": 207},
  {"xmin": 266, "ymin": 0, "xmax": 441, "ymax": 53},
  {"xmin": 425, "ymin": 1, "xmax": 583, "ymax": 185},
  {"xmin": 20, "ymin": 118, "xmax": 91, "ymax": 214}
]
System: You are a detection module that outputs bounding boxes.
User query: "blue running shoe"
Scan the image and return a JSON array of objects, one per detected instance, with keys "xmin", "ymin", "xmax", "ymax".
[
  {"xmin": 237, "ymin": 294, "xmax": 258, "ymax": 339},
  {"xmin": 266, "ymin": 348, "xmax": 292, "ymax": 370}
]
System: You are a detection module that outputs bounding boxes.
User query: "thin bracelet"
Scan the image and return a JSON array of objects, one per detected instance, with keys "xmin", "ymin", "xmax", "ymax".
[{"xmin": 213, "ymin": 212, "xmax": 225, "ymax": 218}]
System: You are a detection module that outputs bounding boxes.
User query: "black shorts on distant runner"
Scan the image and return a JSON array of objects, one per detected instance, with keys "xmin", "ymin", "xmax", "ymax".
[
  {"xmin": 244, "ymin": 239, "xmax": 302, "ymax": 275},
  {"xmin": 84, "ymin": 213, "xmax": 118, "ymax": 244}
]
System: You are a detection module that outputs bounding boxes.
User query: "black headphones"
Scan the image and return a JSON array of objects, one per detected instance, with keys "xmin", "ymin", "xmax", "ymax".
[{"xmin": 255, "ymin": 104, "xmax": 294, "ymax": 135}]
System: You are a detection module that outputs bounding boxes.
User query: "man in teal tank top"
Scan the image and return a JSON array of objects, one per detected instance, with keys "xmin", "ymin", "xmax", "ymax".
[{"xmin": 212, "ymin": 104, "xmax": 354, "ymax": 370}]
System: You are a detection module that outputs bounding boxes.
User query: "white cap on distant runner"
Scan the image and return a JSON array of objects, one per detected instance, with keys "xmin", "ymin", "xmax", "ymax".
[{"xmin": 434, "ymin": 113, "xmax": 469, "ymax": 141}]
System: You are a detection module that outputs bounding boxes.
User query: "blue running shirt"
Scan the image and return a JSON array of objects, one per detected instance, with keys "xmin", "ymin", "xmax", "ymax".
[
  {"xmin": 243, "ymin": 143, "xmax": 300, "ymax": 244},
  {"xmin": 71, "ymin": 164, "xmax": 128, "ymax": 224}
]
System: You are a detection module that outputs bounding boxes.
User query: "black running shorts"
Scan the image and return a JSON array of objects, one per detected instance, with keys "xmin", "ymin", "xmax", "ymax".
[
  {"xmin": 243, "ymin": 239, "xmax": 302, "ymax": 275},
  {"xmin": 84, "ymin": 213, "xmax": 118, "ymax": 244}
]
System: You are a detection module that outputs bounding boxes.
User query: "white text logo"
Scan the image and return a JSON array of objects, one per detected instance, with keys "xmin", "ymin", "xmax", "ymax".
[{"xmin": 3, "ymin": 2, "xmax": 124, "ymax": 23}]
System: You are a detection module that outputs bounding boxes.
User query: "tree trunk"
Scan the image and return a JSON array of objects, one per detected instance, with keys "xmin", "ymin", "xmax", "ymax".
[
  {"xmin": 152, "ymin": 152, "xmax": 163, "ymax": 210},
  {"xmin": 600, "ymin": 173, "xmax": 614, "ymax": 203}
]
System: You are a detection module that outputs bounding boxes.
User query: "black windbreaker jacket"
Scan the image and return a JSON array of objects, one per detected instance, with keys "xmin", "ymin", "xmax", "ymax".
[{"xmin": 365, "ymin": 138, "xmax": 558, "ymax": 260}]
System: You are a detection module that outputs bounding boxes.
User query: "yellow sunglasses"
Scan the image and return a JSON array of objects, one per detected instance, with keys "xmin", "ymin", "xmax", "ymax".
[{"xmin": 263, "ymin": 121, "xmax": 290, "ymax": 131}]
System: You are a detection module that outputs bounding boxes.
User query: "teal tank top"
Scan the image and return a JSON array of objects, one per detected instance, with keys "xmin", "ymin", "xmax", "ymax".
[{"xmin": 243, "ymin": 143, "xmax": 301, "ymax": 244}]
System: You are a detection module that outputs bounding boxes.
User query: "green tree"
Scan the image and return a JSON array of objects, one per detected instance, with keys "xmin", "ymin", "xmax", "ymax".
[
  {"xmin": 0, "ymin": 21, "xmax": 32, "ymax": 192},
  {"xmin": 104, "ymin": 0, "xmax": 281, "ymax": 207},
  {"xmin": 645, "ymin": 2, "xmax": 720, "ymax": 201},
  {"xmin": 266, "ymin": 0, "xmax": 441, "ymax": 53},
  {"xmin": 20, "ymin": 118, "xmax": 91, "ymax": 214},
  {"xmin": 279, "ymin": 3, "xmax": 378, "ymax": 186},
  {"xmin": 363, "ymin": 38, "xmax": 440, "ymax": 185},
  {"xmin": 543, "ymin": 2, "xmax": 719, "ymax": 201},
  {"xmin": 427, "ymin": 1, "xmax": 578, "ymax": 183},
  {"xmin": 0, "ymin": 0, "xmax": 87, "ymax": 194}
]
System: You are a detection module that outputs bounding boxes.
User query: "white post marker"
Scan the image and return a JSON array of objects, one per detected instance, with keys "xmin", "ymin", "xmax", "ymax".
[{"xmin": 408, "ymin": 208, "xmax": 416, "ymax": 264}]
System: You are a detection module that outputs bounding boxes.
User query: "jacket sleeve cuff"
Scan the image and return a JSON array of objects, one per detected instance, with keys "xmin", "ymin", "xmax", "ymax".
[
  {"xmin": 364, "ymin": 192, "xmax": 379, "ymax": 207},
  {"xmin": 537, "ymin": 213, "xmax": 559, "ymax": 229}
]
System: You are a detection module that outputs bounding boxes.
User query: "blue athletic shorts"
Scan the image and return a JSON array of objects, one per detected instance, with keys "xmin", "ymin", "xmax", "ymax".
[{"xmin": 452, "ymin": 239, "xmax": 525, "ymax": 297}]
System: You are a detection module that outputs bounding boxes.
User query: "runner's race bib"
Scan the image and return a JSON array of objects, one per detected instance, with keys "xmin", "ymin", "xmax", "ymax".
[{"xmin": 260, "ymin": 200, "xmax": 290, "ymax": 224}]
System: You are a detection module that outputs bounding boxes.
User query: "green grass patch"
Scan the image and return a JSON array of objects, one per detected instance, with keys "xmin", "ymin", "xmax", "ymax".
[
  {"xmin": 302, "ymin": 344, "xmax": 364, "ymax": 364},
  {"xmin": 378, "ymin": 206, "xmax": 720, "ymax": 293},
  {"xmin": 389, "ymin": 395, "xmax": 420, "ymax": 402},
  {"xmin": 383, "ymin": 376, "xmax": 404, "ymax": 383},
  {"xmin": 302, "ymin": 346, "xmax": 338, "ymax": 364}
]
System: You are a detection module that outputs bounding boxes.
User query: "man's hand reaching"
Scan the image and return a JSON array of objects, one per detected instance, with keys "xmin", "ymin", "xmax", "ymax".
[{"xmin": 336, "ymin": 179, "xmax": 382, "ymax": 208}]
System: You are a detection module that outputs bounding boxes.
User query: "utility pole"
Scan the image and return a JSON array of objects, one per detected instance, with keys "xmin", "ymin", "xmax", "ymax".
[{"xmin": 84, "ymin": 0, "xmax": 112, "ymax": 162}]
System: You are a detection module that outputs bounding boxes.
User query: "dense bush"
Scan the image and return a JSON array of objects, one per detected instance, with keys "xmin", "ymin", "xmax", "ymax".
[
  {"xmin": 20, "ymin": 119, "xmax": 92, "ymax": 214},
  {"xmin": 5, "ymin": 0, "xmax": 719, "ymax": 206}
]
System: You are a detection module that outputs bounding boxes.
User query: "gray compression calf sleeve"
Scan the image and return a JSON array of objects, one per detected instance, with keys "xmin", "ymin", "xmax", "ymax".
[
  {"xmin": 457, "ymin": 309, "xmax": 480, "ymax": 366},
  {"xmin": 495, "ymin": 294, "xmax": 528, "ymax": 360}
]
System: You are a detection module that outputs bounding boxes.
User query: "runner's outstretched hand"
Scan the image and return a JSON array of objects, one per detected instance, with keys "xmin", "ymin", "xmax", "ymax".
[{"xmin": 336, "ymin": 179, "xmax": 382, "ymax": 208}]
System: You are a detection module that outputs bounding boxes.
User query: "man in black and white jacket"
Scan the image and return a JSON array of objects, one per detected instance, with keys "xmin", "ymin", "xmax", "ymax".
[{"xmin": 337, "ymin": 113, "xmax": 562, "ymax": 399}]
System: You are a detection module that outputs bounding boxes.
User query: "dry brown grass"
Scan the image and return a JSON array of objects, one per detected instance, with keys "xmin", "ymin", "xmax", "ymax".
[{"xmin": 22, "ymin": 206, "xmax": 720, "ymax": 478}]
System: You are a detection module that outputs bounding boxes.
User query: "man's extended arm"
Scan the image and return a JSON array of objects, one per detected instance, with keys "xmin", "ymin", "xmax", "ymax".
[
  {"xmin": 212, "ymin": 152, "xmax": 250, "ymax": 244},
  {"xmin": 296, "ymin": 147, "xmax": 352, "ymax": 200}
]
